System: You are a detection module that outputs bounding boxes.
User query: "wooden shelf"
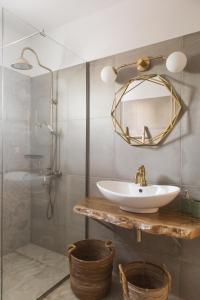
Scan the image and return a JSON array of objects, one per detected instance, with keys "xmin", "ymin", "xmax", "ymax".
[{"xmin": 74, "ymin": 197, "xmax": 200, "ymax": 240}]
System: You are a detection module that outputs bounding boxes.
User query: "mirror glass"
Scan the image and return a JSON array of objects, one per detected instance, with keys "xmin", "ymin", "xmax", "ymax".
[{"xmin": 112, "ymin": 75, "xmax": 182, "ymax": 146}]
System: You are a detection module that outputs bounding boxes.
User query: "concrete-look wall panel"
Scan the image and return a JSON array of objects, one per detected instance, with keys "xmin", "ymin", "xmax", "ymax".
[{"xmin": 88, "ymin": 32, "xmax": 200, "ymax": 300}]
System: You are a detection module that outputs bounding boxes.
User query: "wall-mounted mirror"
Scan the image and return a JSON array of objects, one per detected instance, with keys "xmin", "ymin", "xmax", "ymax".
[{"xmin": 111, "ymin": 74, "xmax": 183, "ymax": 146}]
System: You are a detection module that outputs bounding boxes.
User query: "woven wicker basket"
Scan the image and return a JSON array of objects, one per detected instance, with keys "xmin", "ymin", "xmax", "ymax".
[
  {"xmin": 67, "ymin": 239, "xmax": 114, "ymax": 300},
  {"xmin": 119, "ymin": 261, "xmax": 171, "ymax": 300}
]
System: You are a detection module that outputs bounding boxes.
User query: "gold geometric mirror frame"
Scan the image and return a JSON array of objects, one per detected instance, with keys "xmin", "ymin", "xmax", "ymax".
[{"xmin": 111, "ymin": 74, "xmax": 183, "ymax": 146}]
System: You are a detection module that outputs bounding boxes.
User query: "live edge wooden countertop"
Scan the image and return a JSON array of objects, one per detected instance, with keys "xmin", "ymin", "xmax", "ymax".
[{"xmin": 74, "ymin": 197, "xmax": 200, "ymax": 239}]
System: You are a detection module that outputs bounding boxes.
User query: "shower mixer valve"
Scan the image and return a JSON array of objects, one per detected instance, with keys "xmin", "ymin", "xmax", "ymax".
[
  {"xmin": 11, "ymin": 46, "xmax": 60, "ymax": 220},
  {"xmin": 42, "ymin": 170, "xmax": 62, "ymax": 186}
]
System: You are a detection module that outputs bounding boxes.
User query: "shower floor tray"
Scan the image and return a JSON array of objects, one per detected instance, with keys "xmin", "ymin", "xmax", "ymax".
[{"xmin": 3, "ymin": 243, "xmax": 69, "ymax": 300}]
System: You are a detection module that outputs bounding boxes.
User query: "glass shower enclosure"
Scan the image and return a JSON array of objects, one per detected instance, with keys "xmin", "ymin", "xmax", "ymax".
[{"xmin": 0, "ymin": 7, "xmax": 86, "ymax": 299}]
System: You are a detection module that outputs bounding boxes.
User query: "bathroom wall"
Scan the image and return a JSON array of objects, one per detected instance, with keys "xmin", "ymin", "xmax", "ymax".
[
  {"xmin": 30, "ymin": 63, "xmax": 86, "ymax": 254},
  {"xmin": 1, "ymin": 62, "xmax": 86, "ymax": 256},
  {"xmin": 88, "ymin": 31, "xmax": 200, "ymax": 300},
  {"xmin": 3, "ymin": 67, "xmax": 31, "ymax": 254},
  {"xmin": 49, "ymin": 0, "xmax": 200, "ymax": 63}
]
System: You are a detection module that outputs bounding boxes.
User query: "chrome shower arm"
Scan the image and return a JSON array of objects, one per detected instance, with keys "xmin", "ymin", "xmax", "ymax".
[
  {"xmin": 20, "ymin": 47, "xmax": 55, "ymax": 173},
  {"xmin": 21, "ymin": 47, "xmax": 53, "ymax": 74}
]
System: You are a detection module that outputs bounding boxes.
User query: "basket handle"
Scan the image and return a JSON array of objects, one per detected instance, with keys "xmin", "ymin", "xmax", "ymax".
[
  {"xmin": 119, "ymin": 264, "xmax": 130, "ymax": 300},
  {"xmin": 162, "ymin": 264, "xmax": 172, "ymax": 292},
  {"xmin": 67, "ymin": 244, "xmax": 76, "ymax": 261},
  {"xmin": 105, "ymin": 240, "xmax": 115, "ymax": 255}
]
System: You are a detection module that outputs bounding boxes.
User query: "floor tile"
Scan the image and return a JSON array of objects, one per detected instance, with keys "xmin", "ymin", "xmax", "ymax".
[
  {"xmin": 3, "ymin": 243, "xmax": 68, "ymax": 300},
  {"xmin": 16, "ymin": 243, "xmax": 68, "ymax": 271}
]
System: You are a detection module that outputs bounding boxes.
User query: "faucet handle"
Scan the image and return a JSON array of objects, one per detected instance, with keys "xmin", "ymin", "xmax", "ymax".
[
  {"xmin": 135, "ymin": 165, "xmax": 147, "ymax": 186},
  {"xmin": 139, "ymin": 165, "xmax": 145, "ymax": 171}
]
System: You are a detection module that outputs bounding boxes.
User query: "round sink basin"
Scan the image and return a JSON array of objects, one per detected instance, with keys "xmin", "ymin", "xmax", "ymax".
[{"xmin": 97, "ymin": 180, "xmax": 180, "ymax": 213}]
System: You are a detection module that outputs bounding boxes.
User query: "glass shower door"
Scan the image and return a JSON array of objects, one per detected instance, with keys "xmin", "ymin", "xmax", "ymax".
[
  {"xmin": 2, "ymin": 8, "xmax": 86, "ymax": 299},
  {"xmin": 0, "ymin": 7, "xmax": 3, "ymax": 300}
]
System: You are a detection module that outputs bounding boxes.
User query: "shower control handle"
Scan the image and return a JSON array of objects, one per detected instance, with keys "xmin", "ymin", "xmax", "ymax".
[{"xmin": 42, "ymin": 170, "xmax": 62, "ymax": 186}]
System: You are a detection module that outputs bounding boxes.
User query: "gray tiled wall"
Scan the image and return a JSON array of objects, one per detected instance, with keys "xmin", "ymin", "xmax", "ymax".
[
  {"xmin": 30, "ymin": 64, "xmax": 86, "ymax": 254},
  {"xmin": 1, "ymin": 63, "xmax": 86, "ymax": 256},
  {"xmin": 88, "ymin": 32, "xmax": 200, "ymax": 300},
  {"xmin": 3, "ymin": 68, "xmax": 31, "ymax": 254}
]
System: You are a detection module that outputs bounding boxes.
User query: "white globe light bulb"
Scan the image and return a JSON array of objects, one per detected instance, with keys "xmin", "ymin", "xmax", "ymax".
[
  {"xmin": 100, "ymin": 66, "xmax": 117, "ymax": 83},
  {"xmin": 166, "ymin": 51, "xmax": 187, "ymax": 73}
]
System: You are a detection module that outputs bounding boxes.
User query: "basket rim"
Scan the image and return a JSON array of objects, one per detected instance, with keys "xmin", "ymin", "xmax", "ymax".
[
  {"xmin": 122, "ymin": 261, "xmax": 170, "ymax": 293},
  {"xmin": 69, "ymin": 239, "xmax": 114, "ymax": 264}
]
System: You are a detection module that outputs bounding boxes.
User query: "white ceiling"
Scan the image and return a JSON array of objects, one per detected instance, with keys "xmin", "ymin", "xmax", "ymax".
[
  {"xmin": 0, "ymin": 0, "xmax": 122, "ymax": 31},
  {"xmin": 48, "ymin": 0, "xmax": 200, "ymax": 62},
  {"xmin": 1, "ymin": 0, "xmax": 200, "ymax": 65}
]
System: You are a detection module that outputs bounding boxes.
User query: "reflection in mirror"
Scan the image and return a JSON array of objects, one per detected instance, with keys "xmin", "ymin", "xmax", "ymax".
[{"xmin": 112, "ymin": 74, "xmax": 183, "ymax": 146}]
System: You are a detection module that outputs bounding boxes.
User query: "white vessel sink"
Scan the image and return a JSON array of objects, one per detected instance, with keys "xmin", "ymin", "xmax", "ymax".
[{"xmin": 97, "ymin": 181, "xmax": 180, "ymax": 213}]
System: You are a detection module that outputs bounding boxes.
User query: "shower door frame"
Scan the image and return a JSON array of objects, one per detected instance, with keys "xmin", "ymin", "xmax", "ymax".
[{"xmin": 0, "ymin": 7, "xmax": 87, "ymax": 299}]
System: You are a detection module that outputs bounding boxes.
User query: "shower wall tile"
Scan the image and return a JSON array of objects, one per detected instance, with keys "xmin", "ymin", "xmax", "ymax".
[
  {"xmin": 31, "ymin": 176, "xmax": 68, "ymax": 254},
  {"xmin": 64, "ymin": 118, "xmax": 86, "ymax": 176},
  {"xmin": 58, "ymin": 64, "xmax": 86, "ymax": 121},
  {"xmin": 2, "ymin": 69, "xmax": 32, "ymax": 254},
  {"xmin": 67, "ymin": 65, "xmax": 86, "ymax": 120},
  {"xmin": 30, "ymin": 122, "xmax": 51, "ymax": 148},
  {"xmin": 31, "ymin": 174, "xmax": 72, "ymax": 227},
  {"xmin": 31, "ymin": 175, "xmax": 86, "ymax": 253},
  {"xmin": 31, "ymin": 187, "xmax": 50, "ymax": 223},
  {"xmin": 4, "ymin": 120, "xmax": 30, "ymax": 172},
  {"xmin": 30, "ymin": 64, "xmax": 86, "ymax": 254},
  {"xmin": 63, "ymin": 174, "xmax": 86, "ymax": 248},
  {"xmin": 65, "ymin": 174, "xmax": 85, "ymax": 227},
  {"xmin": 55, "ymin": 118, "xmax": 86, "ymax": 176},
  {"xmin": 30, "ymin": 143, "xmax": 50, "ymax": 172},
  {"xmin": 4, "ymin": 68, "xmax": 31, "ymax": 121},
  {"xmin": 31, "ymin": 219, "xmax": 66, "ymax": 255},
  {"xmin": 56, "ymin": 70, "xmax": 69, "ymax": 121},
  {"xmin": 57, "ymin": 120, "xmax": 68, "ymax": 174},
  {"xmin": 3, "ymin": 178, "xmax": 31, "ymax": 254},
  {"xmin": 31, "ymin": 73, "xmax": 51, "ymax": 124}
]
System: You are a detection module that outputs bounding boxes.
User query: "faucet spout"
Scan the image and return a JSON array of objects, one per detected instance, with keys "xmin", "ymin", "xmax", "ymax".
[{"xmin": 135, "ymin": 165, "xmax": 147, "ymax": 186}]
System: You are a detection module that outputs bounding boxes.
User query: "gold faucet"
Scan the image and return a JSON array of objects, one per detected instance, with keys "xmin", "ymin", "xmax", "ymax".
[{"xmin": 135, "ymin": 165, "xmax": 147, "ymax": 186}]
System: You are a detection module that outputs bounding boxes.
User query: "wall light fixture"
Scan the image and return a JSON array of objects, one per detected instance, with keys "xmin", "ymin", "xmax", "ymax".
[{"xmin": 101, "ymin": 51, "xmax": 187, "ymax": 83}]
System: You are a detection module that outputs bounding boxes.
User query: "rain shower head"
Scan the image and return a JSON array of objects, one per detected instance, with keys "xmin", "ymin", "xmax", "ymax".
[
  {"xmin": 11, "ymin": 56, "xmax": 33, "ymax": 70},
  {"xmin": 10, "ymin": 47, "xmax": 52, "ymax": 74}
]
